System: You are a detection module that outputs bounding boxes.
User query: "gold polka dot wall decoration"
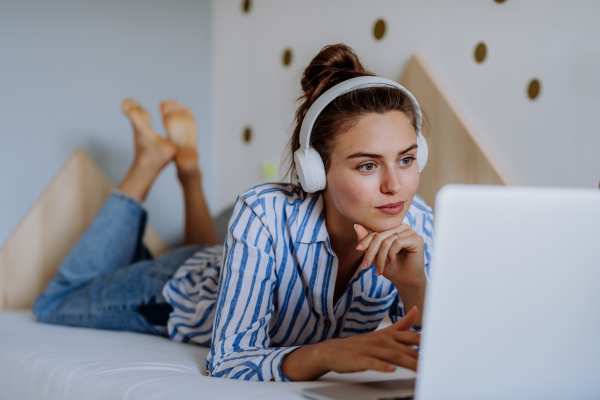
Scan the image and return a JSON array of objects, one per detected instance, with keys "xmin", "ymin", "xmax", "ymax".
[
  {"xmin": 373, "ymin": 19, "xmax": 386, "ymax": 40},
  {"xmin": 494, "ymin": 0, "xmax": 507, "ymax": 3},
  {"xmin": 243, "ymin": 126, "xmax": 253, "ymax": 144},
  {"xmin": 474, "ymin": 42, "xmax": 487, "ymax": 63},
  {"xmin": 527, "ymin": 79, "xmax": 541, "ymax": 100},
  {"xmin": 242, "ymin": 0, "xmax": 252, "ymax": 14},
  {"xmin": 282, "ymin": 48, "xmax": 293, "ymax": 67}
]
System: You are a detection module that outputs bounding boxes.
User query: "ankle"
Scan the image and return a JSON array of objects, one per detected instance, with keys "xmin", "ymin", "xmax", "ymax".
[{"xmin": 177, "ymin": 166, "xmax": 202, "ymax": 183}]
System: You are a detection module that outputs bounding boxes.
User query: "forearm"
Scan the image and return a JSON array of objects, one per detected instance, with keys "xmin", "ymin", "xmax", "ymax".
[
  {"xmin": 394, "ymin": 279, "xmax": 427, "ymax": 328},
  {"xmin": 280, "ymin": 342, "xmax": 330, "ymax": 381},
  {"xmin": 178, "ymin": 168, "xmax": 218, "ymax": 245}
]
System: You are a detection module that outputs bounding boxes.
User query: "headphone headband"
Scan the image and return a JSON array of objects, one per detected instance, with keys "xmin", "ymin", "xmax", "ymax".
[
  {"xmin": 298, "ymin": 76, "xmax": 423, "ymax": 151},
  {"xmin": 294, "ymin": 75, "xmax": 428, "ymax": 193}
]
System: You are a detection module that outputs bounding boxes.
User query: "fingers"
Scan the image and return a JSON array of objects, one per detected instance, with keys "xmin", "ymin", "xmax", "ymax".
[
  {"xmin": 376, "ymin": 233, "xmax": 402, "ymax": 275},
  {"xmin": 376, "ymin": 333, "xmax": 421, "ymax": 357},
  {"xmin": 359, "ymin": 224, "xmax": 410, "ymax": 272},
  {"xmin": 391, "ymin": 306, "xmax": 419, "ymax": 331},
  {"xmin": 385, "ymin": 233, "xmax": 421, "ymax": 265},
  {"xmin": 354, "ymin": 224, "xmax": 370, "ymax": 242},
  {"xmin": 367, "ymin": 346, "xmax": 419, "ymax": 372},
  {"xmin": 359, "ymin": 357, "xmax": 397, "ymax": 373},
  {"xmin": 389, "ymin": 330, "xmax": 421, "ymax": 347}
]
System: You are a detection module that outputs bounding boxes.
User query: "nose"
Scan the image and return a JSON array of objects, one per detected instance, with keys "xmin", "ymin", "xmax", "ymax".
[{"xmin": 380, "ymin": 167, "xmax": 402, "ymax": 195}]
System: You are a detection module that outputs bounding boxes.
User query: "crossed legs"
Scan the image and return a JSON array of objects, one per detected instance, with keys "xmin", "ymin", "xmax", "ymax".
[{"xmin": 33, "ymin": 99, "xmax": 217, "ymax": 335}]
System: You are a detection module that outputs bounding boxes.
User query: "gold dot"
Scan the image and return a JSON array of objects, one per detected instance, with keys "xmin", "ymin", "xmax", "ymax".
[
  {"xmin": 494, "ymin": 0, "xmax": 507, "ymax": 3},
  {"xmin": 474, "ymin": 42, "xmax": 487, "ymax": 63},
  {"xmin": 241, "ymin": 0, "xmax": 251, "ymax": 13},
  {"xmin": 243, "ymin": 126, "xmax": 252, "ymax": 144},
  {"xmin": 527, "ymin": 79, "xmax": 541, "ymax": 100},
  {"xmin": 282, "ymin": 48, "xmax": 293, "ymax": 67},
  {"xmin": 373, "ymin": 19, "xmax": 386, "ymax": 40}
]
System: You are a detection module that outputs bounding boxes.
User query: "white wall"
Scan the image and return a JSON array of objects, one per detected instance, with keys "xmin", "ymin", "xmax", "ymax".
[
  {"xmin": 212, "ymin": 0, "xmax": 600, "ymax": 213},
  {"xmin": 0, "ymin": 0, "xmax": 213, "ymax": 247}
]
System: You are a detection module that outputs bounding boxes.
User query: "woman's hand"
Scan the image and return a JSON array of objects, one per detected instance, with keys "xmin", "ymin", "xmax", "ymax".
[
  {"xmin": 354, "ymin": 223, "xmax": 426, "ymax": 287},
  {"xmin": 317, "ymin": 307, "xmax": 421, "ymax": 373}
]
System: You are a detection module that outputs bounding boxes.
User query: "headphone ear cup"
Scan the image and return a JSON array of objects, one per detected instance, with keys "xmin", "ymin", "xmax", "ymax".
[
  {"xmin": 294, "ymin": 148, "xmax": 326, "ymax": 193},
  {"xmin": 416, "ymin": 134, "xmax": 428, "ymax": 173},
  {"xmin": 306, "ymin": 147, "xmax": 327, "ymax": 191}
]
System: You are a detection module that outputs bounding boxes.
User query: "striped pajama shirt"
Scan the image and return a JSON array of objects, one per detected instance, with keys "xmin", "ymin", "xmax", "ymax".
[{"xmin": 163, "ymin": 183, "xmax": 434, "ymax": 381}]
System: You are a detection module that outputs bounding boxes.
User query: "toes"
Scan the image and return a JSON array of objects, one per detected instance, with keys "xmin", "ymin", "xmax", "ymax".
[
  {"xmin": 122, "ymin": 98, "xmax": 139, "ymax": 114},
  {"xmin": 160, "ymin": 101, "xmax": 195, "ymax": 122},
  {"xmin": 182, "ymin": 106, "xmax": 193, "ymax": 117},
  {"xmin": 160, "ymin": 100, "xmax": 181, "ymax": 115}
]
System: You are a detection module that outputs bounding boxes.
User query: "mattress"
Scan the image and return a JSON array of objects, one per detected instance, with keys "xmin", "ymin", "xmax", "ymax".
[{"xmin": 0, "ymin": 311, "xmax": 414, "ymax": 400}]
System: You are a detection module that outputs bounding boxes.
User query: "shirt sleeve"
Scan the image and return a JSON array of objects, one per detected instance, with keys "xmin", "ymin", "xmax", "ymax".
[
  {"xmin": 206, "ymin": 195, "xmax": 300, "ymax": 381},
  {"xmin": 388, "ymin": 203, "xmax": 434, "ymax": 330}
]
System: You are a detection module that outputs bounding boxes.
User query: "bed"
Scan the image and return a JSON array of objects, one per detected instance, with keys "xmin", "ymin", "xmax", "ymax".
[{"xmin": 0, "ymin": 310, "xmax": 413, "ymax": 400}]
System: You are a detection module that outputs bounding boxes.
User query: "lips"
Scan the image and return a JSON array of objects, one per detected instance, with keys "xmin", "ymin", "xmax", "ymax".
[{"xmin": 376, "ymin": 201, "xmax": 405, "ymax": 215}]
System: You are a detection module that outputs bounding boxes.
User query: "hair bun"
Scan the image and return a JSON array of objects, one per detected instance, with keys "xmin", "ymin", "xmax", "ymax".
[{"xmin": 300, "ymin": 44, "xmax": 374, "ymax": 104}]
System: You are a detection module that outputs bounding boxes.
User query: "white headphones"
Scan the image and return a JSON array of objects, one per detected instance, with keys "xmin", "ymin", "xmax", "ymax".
[{"xmin": 294, "ymin": 76, "xmax": 428, "ymax": 193}]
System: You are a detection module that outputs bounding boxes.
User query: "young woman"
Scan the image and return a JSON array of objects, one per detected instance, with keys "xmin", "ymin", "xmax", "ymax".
[{"xmin": 34, "ymin": 43, "xmax": 433, "ymax": 382}]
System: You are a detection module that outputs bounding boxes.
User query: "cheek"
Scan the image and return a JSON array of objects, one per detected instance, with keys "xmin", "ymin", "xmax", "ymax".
[
  {"xmin": 329, "ymin": 174, "xmax": 365, "ymax": 205},
  {"xmin": 327, "ymin": 171, "xmax": 380, "ymax": 219},
  {"xmin": 405, "ymin": 171, "xmax": 420, "ymax": 195}
]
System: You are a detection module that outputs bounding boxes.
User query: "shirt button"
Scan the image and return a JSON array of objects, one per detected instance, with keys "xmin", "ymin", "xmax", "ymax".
[{"xmin": 324, "ymin": 320, "xmax": 331, "ymax": 327}]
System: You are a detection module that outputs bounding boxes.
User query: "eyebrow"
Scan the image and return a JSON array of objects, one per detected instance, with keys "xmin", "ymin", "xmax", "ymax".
[{"xmin": 346, "ymin": 144, "xmax": 418, "ymax": 160}]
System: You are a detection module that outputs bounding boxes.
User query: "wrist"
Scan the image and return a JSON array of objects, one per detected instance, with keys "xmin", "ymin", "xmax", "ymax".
[
  {"xmin": 392, "ymin": 272, "xmax": 427, "ymax": 290},
  {"xmin": 311, "ymin": 340, "xmax": 332, "ymax": 375},
  {"xmin": 281, "ymin": 342, "xmax": 331, "ymax": 381}
]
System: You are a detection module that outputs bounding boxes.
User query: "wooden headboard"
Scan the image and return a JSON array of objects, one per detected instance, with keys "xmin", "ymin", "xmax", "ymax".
[
  {"xmin": 399, "ymin": 55, "xmax": 508, "ymax": 209},
  {"xmin": 0, "ymin": 149, "xmax": 169, "ymax": 310}
]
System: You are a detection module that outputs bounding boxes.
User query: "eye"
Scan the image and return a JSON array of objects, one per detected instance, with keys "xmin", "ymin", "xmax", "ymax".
[
  {"xmin": 358, "ymin": 162, "xmax": 376, "ymax": 172},
  {"xmin": 399, "ymin": 157, "xmax": 415, "ymax": 167}
]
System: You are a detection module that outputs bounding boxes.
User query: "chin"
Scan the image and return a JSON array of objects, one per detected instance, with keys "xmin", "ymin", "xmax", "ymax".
[{"xmin": 360, "ymin": 213, "xmax": 406, "ymax": 233}]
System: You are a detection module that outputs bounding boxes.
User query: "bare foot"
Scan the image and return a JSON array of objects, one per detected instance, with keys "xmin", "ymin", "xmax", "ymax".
[
  {"xmin": 122, "ymin": 99, "xmax": 176, "ymax": 171},
  {"xmin": 160, "ymin": 100, "xmax": 199, "ymax": 175},
  {"xmin": 117, "ymin": 99, "xmax": 176, "ymax": 201}
]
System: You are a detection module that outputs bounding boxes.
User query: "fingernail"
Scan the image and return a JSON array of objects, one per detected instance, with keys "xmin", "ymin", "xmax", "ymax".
[
  {"xmin": 375, "ymin": 268, "xmax": 381, "ymax": 276},
  {"xmin": 356, "ymin": 244, "xmax": 364, "ymax": 250},
  {"xmin": 386, "ymin": 364, "xmax": 396, "ymax": 372},
  {"xmin": 360, "ymin": 260, "xmax": 368, "ymax": 269},
  {"xmin": 353, "ymin": 224, "xmax": 356, "ymax": 228}
]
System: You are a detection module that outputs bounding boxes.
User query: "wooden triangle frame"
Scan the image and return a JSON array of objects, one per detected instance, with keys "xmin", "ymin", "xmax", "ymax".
[
  {"xmin": 399, "ymin": 55, "xmax": 508, "ymax": 209},
  {"xmin": 0, "ymin": 148, "xmax": 169, "ymax": 310}
]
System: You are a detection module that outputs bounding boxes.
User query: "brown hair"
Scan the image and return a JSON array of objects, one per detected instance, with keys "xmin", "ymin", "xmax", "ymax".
[{"xmin": 285, "ymin": 43, "xmax": 426, "ymax": 192}]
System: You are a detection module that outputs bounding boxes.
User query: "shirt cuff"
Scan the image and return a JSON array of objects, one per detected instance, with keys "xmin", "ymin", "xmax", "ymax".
[{"xmin": 271, "ymin": 345, "xmax": 305, "ymax": 382}]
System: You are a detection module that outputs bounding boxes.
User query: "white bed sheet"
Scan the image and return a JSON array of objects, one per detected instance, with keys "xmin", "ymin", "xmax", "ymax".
[{"xmin": 0, "ymin": 311, "xmax": 415, "ymax": 400}]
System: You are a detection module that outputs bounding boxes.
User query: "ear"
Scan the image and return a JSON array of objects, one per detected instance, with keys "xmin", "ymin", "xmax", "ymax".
[{"xmin": 354, "ymin": 224, "xmax": 370, "ymax": 242}]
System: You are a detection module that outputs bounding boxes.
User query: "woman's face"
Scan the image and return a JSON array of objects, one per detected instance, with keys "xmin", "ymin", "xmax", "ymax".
[{"xmin": 323, "ymin": 111, "xmax": 420, "ymax": 233}]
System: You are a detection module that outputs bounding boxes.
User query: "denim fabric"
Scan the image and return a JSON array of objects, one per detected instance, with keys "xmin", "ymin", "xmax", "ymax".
[{"xmin": 32, "ymin": 190, "xmax": 204, "ymax": 337}]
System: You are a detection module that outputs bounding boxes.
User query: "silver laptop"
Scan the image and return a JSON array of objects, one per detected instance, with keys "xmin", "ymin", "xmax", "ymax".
[{"xmin": 302, "ymin": 184, "xmax": 600, "ymax": 400}]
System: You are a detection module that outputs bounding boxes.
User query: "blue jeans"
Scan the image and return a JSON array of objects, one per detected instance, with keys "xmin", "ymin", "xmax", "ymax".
[{"xmin": 32, "ymin": 191, "xmax": 204, "ymax": 337}]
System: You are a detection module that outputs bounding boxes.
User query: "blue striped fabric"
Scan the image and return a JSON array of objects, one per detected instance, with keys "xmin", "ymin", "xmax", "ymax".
[{"xmin": 163, "ymin": 183, "xmax": 434, "ymax": 381}]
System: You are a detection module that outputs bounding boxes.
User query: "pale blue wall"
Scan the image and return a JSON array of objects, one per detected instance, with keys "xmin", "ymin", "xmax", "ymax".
[{"xmin": 0, "ymin": 0, "xmax": 214, "ymax": 247}]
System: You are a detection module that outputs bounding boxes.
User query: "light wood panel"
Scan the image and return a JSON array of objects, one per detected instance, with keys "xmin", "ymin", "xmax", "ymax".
[
  {"xmin": 399, "ymin": 55, "xmax": 508, "ymax": 209},
  {"xmin": 0, "ymin": 148, "xmax": 169, "ymax": 310}
]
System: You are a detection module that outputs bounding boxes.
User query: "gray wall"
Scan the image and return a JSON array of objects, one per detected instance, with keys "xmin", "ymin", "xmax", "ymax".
[{"xmin": 0, "ymin": 0, "xmax": 214, "ymax": 247}]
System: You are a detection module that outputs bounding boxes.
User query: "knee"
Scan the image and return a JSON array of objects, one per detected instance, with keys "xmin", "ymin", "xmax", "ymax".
[{"xmin": 32, "ymin": 293, "xmax": 57, "ymax": 323}]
